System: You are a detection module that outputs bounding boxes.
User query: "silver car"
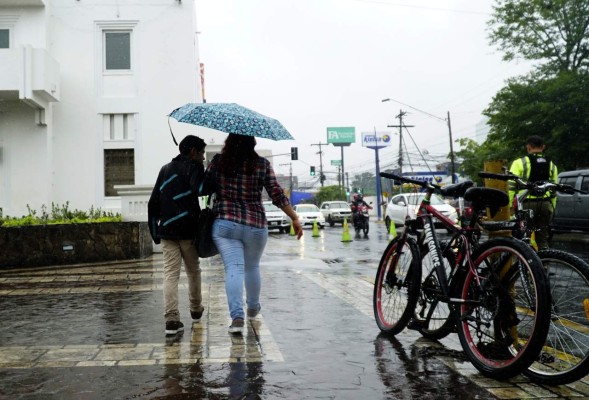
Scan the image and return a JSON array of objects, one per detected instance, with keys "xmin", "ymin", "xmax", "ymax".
[
  {"xmin": 263, "ymin": 201, "xmax": 291, "ymax": 233},
  {"xmin": 319, "ymin": 201, "xmax": 352, "ymax": 226}
]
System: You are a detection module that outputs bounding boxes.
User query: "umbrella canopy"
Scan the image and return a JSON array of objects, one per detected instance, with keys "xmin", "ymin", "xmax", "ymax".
[{"xmin": 169, "ymin": 103, "xmax": 294, "ymax": 141}]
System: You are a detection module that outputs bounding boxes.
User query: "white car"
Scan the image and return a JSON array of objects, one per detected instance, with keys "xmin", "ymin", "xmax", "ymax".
[
  {"xmin": 263, "ymin": 201, "xmax": 291, "ymax": 233},
  {"xmin": 319, "ymin": 201, "xmax": 352, "ymax": 226},
  {"xmin": 385, "ymin": 193, "xmax": 457, "ymax": 229},
  {"xmin": 294, "ymin": 204, "xmax": 326, "ymax": 228}
]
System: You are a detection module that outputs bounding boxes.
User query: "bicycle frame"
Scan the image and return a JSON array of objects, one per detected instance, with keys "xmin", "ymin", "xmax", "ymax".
[{"xmin": 391, "ymin": 179, "xmax": 488, "ymax": 309}]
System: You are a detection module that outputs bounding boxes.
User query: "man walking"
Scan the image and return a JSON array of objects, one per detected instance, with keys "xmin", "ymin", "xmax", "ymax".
[
  {"xmin": 148, "ymin": 135, "xmax": 207, "ymax": 335},
  {"xmin": 508, "ymin": 135, "xmax": 558, "ymax": 250}
]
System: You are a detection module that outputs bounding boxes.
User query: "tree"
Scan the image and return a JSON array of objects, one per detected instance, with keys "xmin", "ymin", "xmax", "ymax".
[
  {"xmin": 483, "ymin": 71, "xmax": 589, "ymax": 171},
  {"xmin": 314, "ymin": 185, "xmax": 346, "ymax": 205},
  {"xmin": 351, "ymin": 172, "xmax": 376, "ymax": 195},
  {"xmin": 488, "ymin": 0, "xmax": 589, "ymax": 76}
]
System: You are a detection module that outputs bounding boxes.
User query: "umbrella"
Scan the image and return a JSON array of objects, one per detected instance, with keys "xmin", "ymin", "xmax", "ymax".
[{"xmin": 168, "ymin": 103, "xmax": 294, "ymax": 142}]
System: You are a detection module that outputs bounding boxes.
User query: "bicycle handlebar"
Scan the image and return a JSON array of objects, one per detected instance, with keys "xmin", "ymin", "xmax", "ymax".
[
  {"xmin": 379, "ymin": 172, "xmax": 442, "ymax": 190},
  {"xmin": 478, "ymin": 171, "xmax": 588, "ymax": 195}
]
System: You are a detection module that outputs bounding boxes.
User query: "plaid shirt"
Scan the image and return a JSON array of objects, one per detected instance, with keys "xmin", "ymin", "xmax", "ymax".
[{"xmin": 205, "ymin": 155, "xmax": 290, "ymax": 229}]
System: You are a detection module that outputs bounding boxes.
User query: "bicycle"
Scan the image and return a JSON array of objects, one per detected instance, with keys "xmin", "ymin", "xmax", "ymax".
[
  {"xmin": 479, "ymin": 171, "xmax": 589, "ymax": 385},
  {"xmin": 373, "ymin": 172, "xmax": 551, "ymax": 379}
]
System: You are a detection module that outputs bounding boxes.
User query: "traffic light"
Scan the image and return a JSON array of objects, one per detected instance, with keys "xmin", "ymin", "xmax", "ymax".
[
  {"xmin": 310, "ymin": 166, "xmax": 315, "ymax": 176},
  {"xmin": 320, "ymin": 173, "xmax": 326, "ymax": 184},
  {"xmin": 290, "ymin": 147, "xmax": 298, "ymax": 161}
]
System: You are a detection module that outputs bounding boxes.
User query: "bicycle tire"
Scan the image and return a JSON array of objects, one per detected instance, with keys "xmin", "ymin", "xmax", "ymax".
[
  {"xmin": 373, "ymin": 237, "xmax": 421, "ymax": 334},
  {"xmin": 456, "ymin": 237, "xmax": 551, "ymax": 380},
  {"xmin": 414, "ymin": 241, "xmax": 456, "ymax": 340},
  {"xmin": 524, "ymin": 249, "xmax": 589, "ymax": 385}
]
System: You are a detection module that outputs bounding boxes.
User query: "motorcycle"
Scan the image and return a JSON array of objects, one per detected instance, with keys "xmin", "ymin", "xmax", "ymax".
[{"xmin": 352, "ymin": 203, "xmax": 371, "ymax": 236}]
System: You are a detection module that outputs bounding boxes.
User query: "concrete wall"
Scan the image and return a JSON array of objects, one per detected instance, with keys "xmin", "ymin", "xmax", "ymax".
[{"xmin": 0, "ymin": 222, "xmax": 152, "ymax": 269}]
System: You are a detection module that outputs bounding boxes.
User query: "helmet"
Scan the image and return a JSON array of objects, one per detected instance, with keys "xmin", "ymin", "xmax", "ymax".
[{"xmin": 352, "ymin": 194, "xmax": 359, "ymax": 201}]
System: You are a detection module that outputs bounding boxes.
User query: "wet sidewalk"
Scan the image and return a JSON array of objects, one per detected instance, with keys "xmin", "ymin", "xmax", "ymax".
[{"xmin": 1, "ymin": 229, "xmax": 589, "ymax": 399}]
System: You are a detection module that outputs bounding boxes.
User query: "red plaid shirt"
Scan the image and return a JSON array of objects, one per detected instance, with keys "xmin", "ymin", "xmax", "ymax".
[{"xmin": 205, "ymin": 155, "xmax": 290, "ymax": 229}]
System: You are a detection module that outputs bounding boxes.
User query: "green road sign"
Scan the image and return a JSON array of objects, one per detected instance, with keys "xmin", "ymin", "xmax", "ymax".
[
  {"xmin": 331, "ymin": 160, "xmax": 342, "ymax": 166},
  {"xmin": 326, "ymin": 127, "xmax": 355, "ymax": 144}
]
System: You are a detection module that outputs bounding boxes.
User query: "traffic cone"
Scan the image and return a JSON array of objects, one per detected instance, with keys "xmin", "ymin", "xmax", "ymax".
[
  {"xmin": 289, "ymin": 222, "xmax": 295, "ymax": 236},
  {"xmin": 341, "ymin": 218, "xmax": 352, "ymax": 242},
  {"xmin": 312, "ymin": 220, "xmax": 320, "ymax": 237},
  {"xmin": 388, "ymin": 221, "xmax": 397, "ymax": 241}
]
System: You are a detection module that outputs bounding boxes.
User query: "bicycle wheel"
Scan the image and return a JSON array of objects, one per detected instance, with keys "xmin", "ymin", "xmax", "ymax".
[
  {"xmin": 414, "ymin": 240, "xmax": 456, "ymax": 340},
  {"xmin": 524, "ymin": 250, "xmax": 589, "ymax": 385},
  {"xmin": 456, "ymin": 237, "xmax": 551, "ymax": 380},
  {"xmin": 373, "ymin": 237, "xmax": 421, "ymax": 335}
]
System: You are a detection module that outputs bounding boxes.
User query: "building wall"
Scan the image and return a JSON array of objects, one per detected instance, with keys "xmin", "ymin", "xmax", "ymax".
[{"xmin": 0, "ymin": 0, "xmax": 201, "ymax": 217}]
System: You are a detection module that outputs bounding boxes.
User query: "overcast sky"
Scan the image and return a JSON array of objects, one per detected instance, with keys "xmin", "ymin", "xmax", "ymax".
[{"xmin": 194, "ymin": 0, "xmax": 532, "ymax": 187}]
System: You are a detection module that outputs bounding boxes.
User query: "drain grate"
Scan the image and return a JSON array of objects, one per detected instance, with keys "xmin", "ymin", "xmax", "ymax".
[{"xmin": 322, "ymin": 258, "xmax": 344, "ymax": 264}]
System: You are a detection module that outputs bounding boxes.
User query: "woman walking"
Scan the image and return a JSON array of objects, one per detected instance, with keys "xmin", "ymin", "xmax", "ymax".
[{"xmin": 203, "ymin": 134, "xmax": 303, "ymax": 334}]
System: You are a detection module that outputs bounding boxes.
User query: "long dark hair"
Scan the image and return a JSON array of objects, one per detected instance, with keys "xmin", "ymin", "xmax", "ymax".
[{"xmin": 218, "ymin": 134, "xmax": 259, "ymax": 175}]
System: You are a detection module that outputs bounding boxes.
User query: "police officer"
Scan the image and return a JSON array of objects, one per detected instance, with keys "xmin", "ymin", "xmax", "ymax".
[{"xmin": 508, "ymin": 135, "xmax": 558, "ymax": 250}]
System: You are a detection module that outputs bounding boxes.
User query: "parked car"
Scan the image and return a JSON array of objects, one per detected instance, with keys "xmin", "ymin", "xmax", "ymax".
[
  {"xmin": 319, "ymin": 201, "xmax": 353, "ymax": 226},
  {"xmin": 385, "ymin": 193, "xmax": 458, "ymax": 229},
  {"xmin": 263, "ymin": 201, "xmax": 291, "ymax": 233},
  {"xmin": 293, "ymin": 204, "xmax": 326, "ymax": 228},
  {"xmin": 552, "ymin": 169, "xmax": 589, "ymax": 231}
]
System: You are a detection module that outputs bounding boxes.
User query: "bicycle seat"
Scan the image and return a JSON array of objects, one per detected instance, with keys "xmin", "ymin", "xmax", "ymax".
[
  {"xmin": 464, "ymin": 187, "xmax": 509, "ymax": 218},
  {"xmin": 440, "ymin": 181, "xmax": 474, "ymax": 198}
]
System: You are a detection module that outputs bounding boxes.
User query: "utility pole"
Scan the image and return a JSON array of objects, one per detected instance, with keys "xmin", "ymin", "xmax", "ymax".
[
  {"xmin": 447, "ymin": 111, "xmax": 456, "ymax": 183},
  {"xmin": 387, "ymin": 110, "xmax": 414, "ymax": 178},
  {"xmin": 311, "ymin": 142, "xmax": 328, "ymax": 186}
]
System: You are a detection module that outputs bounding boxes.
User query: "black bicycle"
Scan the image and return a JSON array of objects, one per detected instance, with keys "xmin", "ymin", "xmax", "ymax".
[
  {"xmin": 479, "ymin": 171, "xmax": 589, "ymax": 385},
  {"xmin": 373, "ymin": 172, "xmax": 551, "ymax": 379}
]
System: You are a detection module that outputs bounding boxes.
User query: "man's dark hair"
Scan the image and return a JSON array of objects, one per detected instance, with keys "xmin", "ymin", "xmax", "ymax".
[
  {"xmin": 525, "ymin": 135, "xmax": 544, "ymax": 148},
  {"xmin": 179, "ymin": 135, "xmax": 206, "ymax": 155}
]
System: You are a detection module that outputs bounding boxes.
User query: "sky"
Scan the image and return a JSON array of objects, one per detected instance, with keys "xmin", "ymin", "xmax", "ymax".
[{"xmin": 193, "ymin": 0, "xmax": 532, "ymax": 188}]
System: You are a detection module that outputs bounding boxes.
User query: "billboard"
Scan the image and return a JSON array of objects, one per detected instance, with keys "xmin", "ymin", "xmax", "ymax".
[
  {"xmin": 361, "ymin": 131, "xmax": 393, "ymax": 148},
  {"xmin": 326, "ymin": 127, "xmax": 355, "ymax": 145}
]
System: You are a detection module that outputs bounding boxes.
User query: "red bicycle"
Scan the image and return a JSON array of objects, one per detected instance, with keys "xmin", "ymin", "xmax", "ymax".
[{"xmin": 373, "ymin": 172, "xmax": 551, "ymax": 379}]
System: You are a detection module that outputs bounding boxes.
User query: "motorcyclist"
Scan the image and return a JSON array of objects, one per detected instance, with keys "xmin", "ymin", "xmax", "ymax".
[{"xmin": 350, "ymin": 193, "xmax": 372, "ymax": 227}]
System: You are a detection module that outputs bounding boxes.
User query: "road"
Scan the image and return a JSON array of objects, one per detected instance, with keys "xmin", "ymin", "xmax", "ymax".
[{"xmin": 0, "ymin": 220, "xmax": 588, "ymax": 399}]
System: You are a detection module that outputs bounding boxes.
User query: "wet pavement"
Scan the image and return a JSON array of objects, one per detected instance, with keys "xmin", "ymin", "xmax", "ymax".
[{"xmin": 1, "ymin": 224, "xmax": 589, "ymax": 399}]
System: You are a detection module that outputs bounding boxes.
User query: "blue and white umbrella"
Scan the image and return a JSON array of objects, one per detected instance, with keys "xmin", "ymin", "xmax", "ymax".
[{"xmin": 169, "ymin": 103, "xmax": 294, "ymax": 141}]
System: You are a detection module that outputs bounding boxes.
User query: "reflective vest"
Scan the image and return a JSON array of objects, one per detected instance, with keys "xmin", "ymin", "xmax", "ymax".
[{"xmin": 508, "ymin": 153, "xmax": 558, "ymax": 206}]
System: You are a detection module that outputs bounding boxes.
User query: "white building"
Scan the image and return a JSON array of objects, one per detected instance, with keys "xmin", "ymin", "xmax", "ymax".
[{"xmin": 0, "ymin": 0, "xmax": 207, "ymax": 218}]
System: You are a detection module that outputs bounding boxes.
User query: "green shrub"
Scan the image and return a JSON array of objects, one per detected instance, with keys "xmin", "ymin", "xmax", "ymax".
[{"xmin": 0, "ymin": 202, "xmax": 122, "ymax": 227}]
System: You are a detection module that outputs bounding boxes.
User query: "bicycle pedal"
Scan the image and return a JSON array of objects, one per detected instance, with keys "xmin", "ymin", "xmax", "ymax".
[{"xmin": 406, "ymin": 319, "xmax": 426, "ymax": 331}]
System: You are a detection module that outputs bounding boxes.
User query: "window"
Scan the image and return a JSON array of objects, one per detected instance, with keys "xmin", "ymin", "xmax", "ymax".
[
  {"xmin": 0, "ymin": 29, "xmax": 8, "ymax": 49},
  {"xmin": 581, "ymin": 177, "xmax": 589, "ymax": 194},
  {"xmin": 104, "ymin": 149, "xmax": 134, "ymax": 196},
  {"xmin": 559, "ymin": 177, "xmax": 577, "ymax": 187},
  {"xmin": 104, "ymin": 31, "xmax": 131, "ymax": 70}
]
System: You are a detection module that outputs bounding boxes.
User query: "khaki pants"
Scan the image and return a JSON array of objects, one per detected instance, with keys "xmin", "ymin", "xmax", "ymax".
[
  {"xmin": 161, "ymin": 239, "xmax": 202, "ymax": 322},
  {"xmin": 523, "ymin": 199, "xmax": 553, "ymax": 250}
]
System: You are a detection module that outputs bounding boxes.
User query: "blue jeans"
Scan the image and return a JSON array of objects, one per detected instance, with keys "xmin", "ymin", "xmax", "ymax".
[{"xmin": 212, "ymin": 219, "xmax": 268, "ymax": 320}]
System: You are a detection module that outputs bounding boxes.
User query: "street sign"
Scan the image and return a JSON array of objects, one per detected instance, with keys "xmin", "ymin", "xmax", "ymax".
[
  {"xmin": 361, "ymin": 131, "xmax": 393, "ymax": 148},
  {"xmin": 331, "ymin": 160, "xmax": 342, "ymax": 166},
  {"xmin": 326, "ymin": 127, "xmax": 355, "ymax": 144}
]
